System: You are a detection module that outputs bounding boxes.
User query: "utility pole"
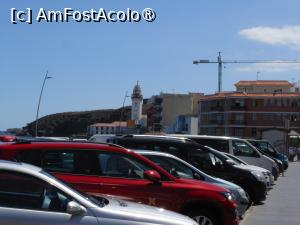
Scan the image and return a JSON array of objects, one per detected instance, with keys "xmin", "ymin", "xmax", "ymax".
[{"xmin": 217, "ymin": 52, "xmax": 222, "ymax": 92}]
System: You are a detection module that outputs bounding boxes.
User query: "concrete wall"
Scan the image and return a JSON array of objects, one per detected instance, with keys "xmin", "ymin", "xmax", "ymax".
[{"xmin": 161, "ymin": 94, "xmax": 193, "ymax": 127}]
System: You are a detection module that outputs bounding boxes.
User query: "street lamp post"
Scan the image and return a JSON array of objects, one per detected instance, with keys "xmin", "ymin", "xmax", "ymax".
[
  {"xmin": 35, "ymin": 71, "xmax": 52, "ymax": 137},
  {"xmin": 118, "ymin": 91, "xmax": 130, "ymax": 134}
]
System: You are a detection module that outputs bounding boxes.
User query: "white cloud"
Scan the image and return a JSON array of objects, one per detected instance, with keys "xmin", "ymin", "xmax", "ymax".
[
  {"xmin": 236, "ymin": 61, "xmax": 300, "ymax": 73},
  {"xmin": 239, "ymin": 26, "xmax": 300, "ymax": 50}
]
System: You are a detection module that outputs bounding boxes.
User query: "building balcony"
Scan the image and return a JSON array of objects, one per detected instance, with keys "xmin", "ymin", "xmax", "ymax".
[
  {"xmin": 230, "ymin": 106, "xmax": 247, "ymax": 110},
  {"xmin": 209, "ymin": 120, "xmax": 224, "ymax": 125},
  {"xmin": 229, "ymin": 120, "xmax": 246, "ymax": 125},
  {"xmin": 210, "ymin": 106, "xmax": 224, "ymax": 111}
]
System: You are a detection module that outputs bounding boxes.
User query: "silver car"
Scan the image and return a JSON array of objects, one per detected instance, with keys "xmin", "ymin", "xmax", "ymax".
[
  {"xmin": 0, "ymin": 160, "xmax": 197, "ymax": 225},
  {"xmin": 136, "ymin": 150, "xmax": 249, "ymax": 218},
  {"xmin": 224, "ymin": 152, "xmax": 274, "ymax": 188}
]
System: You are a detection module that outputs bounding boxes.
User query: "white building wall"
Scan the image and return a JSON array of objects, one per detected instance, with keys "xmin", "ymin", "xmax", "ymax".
[
  {"xmin": 131, "ymin": 98, "xmax": 142, "ymax": 121},
  {"xmin": 188, "ymin": 117, "xmax": 199, "ymax": 135}
]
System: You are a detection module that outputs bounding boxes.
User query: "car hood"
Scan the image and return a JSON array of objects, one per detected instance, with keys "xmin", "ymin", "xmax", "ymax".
[
  {"xmin": 91, "ymin": 195, "xmax": 197, "ymax": 225},
  {"xmin": 235, "ymin": 164, "xmax": 268, "ymax": 173},
  {"xmin": 210, "ymin": 177, "xmax": 240, "ymax": 189},
  {"xmin": 277, "ymin": 153, "xmax": 288, "ymax": 161},
  {"xmin": 177, "ymin": 177, "xmax": 229, "ymax": 192}
]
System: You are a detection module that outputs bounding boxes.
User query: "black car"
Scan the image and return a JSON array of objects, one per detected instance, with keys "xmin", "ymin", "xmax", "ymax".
[
  {"xmin": 247, "ymin": 139, "xmax": 288, "ymax": 170},
  {"xmin": 98, "ymin": 135, "xmax": 267, "ymax": 204}
]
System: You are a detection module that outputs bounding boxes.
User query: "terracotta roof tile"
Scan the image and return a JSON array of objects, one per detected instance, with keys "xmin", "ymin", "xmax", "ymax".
[
  {"xmin": 200, "ymin": 92, "xmax": 300, "ymax": 100},
  {"xmin": 235, "ymin": 80, "xmax": 293, "ymax": 87}
]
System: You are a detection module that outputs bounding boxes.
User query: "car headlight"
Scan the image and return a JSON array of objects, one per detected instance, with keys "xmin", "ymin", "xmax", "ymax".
[
  {"xmin": 251, "ymin": 171, "xmax": 265, "ymax": 182},
  {"xmin": 222, "ymin": 192, "xmax": 234, "ymax": 201}
]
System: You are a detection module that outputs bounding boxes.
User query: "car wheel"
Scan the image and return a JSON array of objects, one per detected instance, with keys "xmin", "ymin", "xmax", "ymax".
[
  {"xmin": 243, "ymin": 186, "xmax": 254, "ymax": 208},
  {"xmin": 186, "ymin": 209, "xmax": 219, "ymax": 225}
]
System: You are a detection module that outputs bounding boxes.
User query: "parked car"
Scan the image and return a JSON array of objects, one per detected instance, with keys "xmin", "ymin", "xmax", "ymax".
[
  {"xmin": 0, "ymin": 141, "xmax": 239, "ymax": 225},
  {"xmin": 172, "ymin": 135, "xmax": 279, "ymax": 180},
  {"xmin": 97, "ymin": 135, "xmax": 267, "ymax": 205},
  {"xmin": 245, "ymin": 142, "xmax": 284, "ymax": 175},
  {"xmin": 246, "ymin": 139, "xmax": 289, "ymax": 170},
  {"xmin": 224, "ymin": 153, "xmax": 274, "ymax": 187},
  {"xmin": 0, "ymin": 160, "xmax": 199, "ymax": 225},
  {"xmin": 0, "ymin": 135, "xmax": 16, "ymax": 142},
  {"xmin": 136, "ymin": 150, "xmax": 249, "ymax": 218}
]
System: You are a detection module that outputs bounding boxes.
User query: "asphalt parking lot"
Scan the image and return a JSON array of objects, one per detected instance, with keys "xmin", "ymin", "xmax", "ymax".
[{"xmin": 241, "ymin": 161, "xmax": 300, "ymax": 225}]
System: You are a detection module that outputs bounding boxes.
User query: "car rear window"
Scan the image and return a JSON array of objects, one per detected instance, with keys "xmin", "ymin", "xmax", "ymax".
[
  {"xmin": 16, "ymin": 150, "xmax": 42, "ymax": 166},
  {"xmin": 41, "ymin": 150, "xmax": 99, "ymax": 175}
]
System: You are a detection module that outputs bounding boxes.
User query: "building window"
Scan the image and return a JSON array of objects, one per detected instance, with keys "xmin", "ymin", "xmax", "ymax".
[
  {"xmin": 252, "ymin": 99, "xmax": 257, "ymax": 107},
  {"xmin": 185, "ymin": 124, "xmax": 188, "ymax": 132},
  {"xmin": 236, "ymin": 113, "xmax": 244, "ymax": 122},
  {"xmin": 234, "ymin": 99, "xmax": 245, "ymax": 107},
  {"xmin": 252, "ymin": 113, "xmax": 256, "ymax": 121},
  {"xmin": 277, "ymin": 99, "xmax": 281, "ymax": 107},
  {"xmin": 251, "ymin": 128, "xmax": 257, "ymax": 137},
  {"xmin": 291, "ymin": 115, "xmax": 297, "ymax": 122},
  {"xmin": 234, "ymin": 128, "xmax": 244, "ymax": 137},
  {"xmin": 292, "ymin": 100, "xmax": 297, "ymax": 107}
]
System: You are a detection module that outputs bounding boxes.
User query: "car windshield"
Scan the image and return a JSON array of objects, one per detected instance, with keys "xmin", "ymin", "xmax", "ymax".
[
  {"xmin": 260, "ymin": 142, "xmax": 277, "ymax": 154},
  {"xmin": 40, "ymin": 170, "xmax": 108, "ymax": 207},
  {"xmin": 226, "ymin": 154, "xmax": 246, "ymax": 165},
  {"xmin": 144, "ymin": 154, "xmax": 196, "ymax": 179}
]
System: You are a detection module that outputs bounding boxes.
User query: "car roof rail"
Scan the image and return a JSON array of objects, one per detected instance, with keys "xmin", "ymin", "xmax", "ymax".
[
  {"xmin": 123, "ymin": 134, "xmax": 134, "ymax": 138},
  {"xmin": 12, "ymin": 137, "xmax": 128, "ymax": 150}
]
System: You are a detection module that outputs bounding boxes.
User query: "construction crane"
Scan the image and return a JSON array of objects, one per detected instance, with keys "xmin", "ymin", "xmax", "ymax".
[{"xmin": 193, "ymin": 52, "xmax": 300, "ymax": 92}]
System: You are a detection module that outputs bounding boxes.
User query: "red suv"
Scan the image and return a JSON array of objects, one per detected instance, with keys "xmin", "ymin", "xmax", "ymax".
[
  {"xmin": 0, "ymin": 135, "xmax": 16, "ymax": 142},
  {"xmin": 0, "ymin": 141, "xmax": 238, "ymax": 225}
]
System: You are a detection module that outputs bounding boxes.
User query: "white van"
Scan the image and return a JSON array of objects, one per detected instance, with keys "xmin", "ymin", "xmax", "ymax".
[
  {"xmin": 88, "ymin": 134, "xmax": 115, "ymax": 143},
  {"xmin": 171, "ymin": 135, "xmax": 279, "ymax": 179}
]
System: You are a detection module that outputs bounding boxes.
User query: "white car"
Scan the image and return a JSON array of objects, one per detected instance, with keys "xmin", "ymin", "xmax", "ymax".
[
  {"xmin": 172, "ymin": 135, "xmax": 279, "ymax": 179},
  {"xmin": 224, "ymin": 153, "xmax": 274, "ymax": 187},
  {"xmin": 0, "ymin": 160, "xmax": 197, "ymax": 225}
]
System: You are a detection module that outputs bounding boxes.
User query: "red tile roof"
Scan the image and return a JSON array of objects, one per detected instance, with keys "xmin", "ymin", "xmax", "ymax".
[
  {"xmin": 235, "ymin": 80, "xmax": 294, "ymax": 87},
  {"xmin": 200, "ymin": 91, "xmax": 300, "ymax": 100}
]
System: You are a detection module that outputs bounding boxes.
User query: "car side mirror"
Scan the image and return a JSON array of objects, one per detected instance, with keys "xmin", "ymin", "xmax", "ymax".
[
  {"xmin": 144, "ymin": 170, "xmax": 161, "ymax": 183},
  {"xmin": 66, "ymin": 201, "xmax": 86, "ymax": 215},
  {"xmin": 214, "ymin": 162, "xmax": 224, "ymax": 170},
  {"xmin": 194, "ymin": 172, "xmax": 203, "ymax": 180}
]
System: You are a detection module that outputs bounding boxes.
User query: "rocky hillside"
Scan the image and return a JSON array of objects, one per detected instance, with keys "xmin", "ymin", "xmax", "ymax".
[{"xmin": 23, "ymin": 107, "xmax": 131, "ymax": 137}]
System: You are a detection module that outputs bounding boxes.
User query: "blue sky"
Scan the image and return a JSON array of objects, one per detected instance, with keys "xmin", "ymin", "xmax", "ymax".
[{"xmin": 1, "ymin": 0, "xmax": 300, "ymax": 130}]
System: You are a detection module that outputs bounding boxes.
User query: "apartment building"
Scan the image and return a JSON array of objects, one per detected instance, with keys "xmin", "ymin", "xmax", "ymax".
[
  {"xmin": 199, "ymin": 80, "xmax": 300, "ymax": 138},
  {"xmin": 146, "ymin": 92, "xmax": 203, "ymax": 132}
]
